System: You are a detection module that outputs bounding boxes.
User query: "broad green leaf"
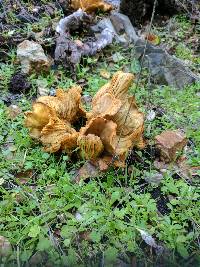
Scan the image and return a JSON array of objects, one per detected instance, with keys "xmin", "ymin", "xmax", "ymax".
[
  {"xmin": 63, "ymin": 238, "xmax": 71, "ymax": 247},
  {"xmin": 90, "ymin": 231, "xmax": 101, "ymax": 243},
  {"xmin": 37, "ymin": 237, "xmax": 52, "ymax": 251},
  {"xmin": 28, "ymin": 225, "xmax": 40, "ymax": 238}
]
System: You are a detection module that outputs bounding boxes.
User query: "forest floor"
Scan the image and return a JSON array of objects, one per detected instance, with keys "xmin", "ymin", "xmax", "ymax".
[{"xmin": 0, "ymin": 1, "xmax": 200, "ymax": 266}]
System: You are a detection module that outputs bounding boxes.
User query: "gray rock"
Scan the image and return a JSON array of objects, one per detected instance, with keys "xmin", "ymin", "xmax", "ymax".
[
  {"xmin": 146, "ymin": 110, "xmax": 156, "ymax": 121},
  {"xmin": 91, "ymin": 17, "xmax": 127, "ymax": 44},
  {"xmin": 91, "ymin": 12, "xmax": 139, "ymax": 46},
  {"xmin": 135, "ymin": 39, "xmax": 199, "ymax": 89},
  {"xmin": 81, "ymin": 95, "xmax": 92, "ymax": 105},
  {"xmin": 110, "ymin": 11, "xmax": 139, "ymax": 43},
  {"xmin": 17, "ymin": 40, "xmax": 50, "ymax": 74},
  {"xmin": 36, "ymin": 78, "xmax": 49, "ymax": 97},
  {"xmin": 144, "ymin": 171, "xmax": 164, "ymax": 185}
]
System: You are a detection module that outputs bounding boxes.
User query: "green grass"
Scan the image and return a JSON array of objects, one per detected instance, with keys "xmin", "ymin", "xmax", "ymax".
[{"xmin": 0, "ymin": 8, "xmax": 200, "ymax": 267}]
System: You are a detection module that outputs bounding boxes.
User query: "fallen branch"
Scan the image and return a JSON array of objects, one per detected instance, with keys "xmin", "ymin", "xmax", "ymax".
[
  {"xmin": 56, "ymin": 9, "xmax": 91, "ymax": 34},
  {"xmin": 55, "ymin": 9, "xmax": 114, "ymax": 65}
]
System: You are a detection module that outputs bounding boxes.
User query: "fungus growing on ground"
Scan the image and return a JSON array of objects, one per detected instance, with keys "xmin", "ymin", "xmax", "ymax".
[{"xmin": 25, "ymin": 71, "xmax": 145, "ymax": 166}]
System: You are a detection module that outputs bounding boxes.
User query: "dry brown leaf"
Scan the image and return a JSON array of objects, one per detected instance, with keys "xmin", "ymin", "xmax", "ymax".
[
  {"xmin": 75, "ymin": 161, "xmax": 99, "ymax": 183},
  {"xmin": 71, "ymin": 0, "xmax": 113, "ymax": 13},
  {"xmin": 145, "ymin": 33, "xmax": 160, "ymax": 45},
  {"xmin": 16, "ymin": 170, "xmax": 33, "ymax": 184},
  {"xmin": 100, "ymin": 69, "xmax": 111, "ymax": 79},
  {"xmin": 96, "ymin": 158, "xmax": 109, "ymax": 171},
  {"xmin": 77, "ymin": 133, "xmax": 104, "ymax": 159},
  {"xmin": 101, "ymin": 155, "xmax": 126, "ymax": 168}
]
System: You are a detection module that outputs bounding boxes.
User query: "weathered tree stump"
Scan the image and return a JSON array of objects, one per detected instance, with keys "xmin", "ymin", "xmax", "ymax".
[{"xmin": 120, "ymin": 0, "xmax": 200, "ymax": 26}]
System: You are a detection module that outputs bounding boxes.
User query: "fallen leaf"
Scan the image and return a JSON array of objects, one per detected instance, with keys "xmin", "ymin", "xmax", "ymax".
[
  {"xmin": 74, "ymin": 161, "xmax": 99, "ymax": 183},
  {"xmin": 145, "ymin": 33, "xmax": 160, "ymax": 45},
  {"xmin": 97, "ymin": 158, "xmax": 109, "ymax": 171},
  {"xmin": 100, "ymin": 69, "xmax": 111, "ymax": 79},
  {"xmin": 16, "ymin": 170, "xmax": 33, "ymax": 184},
  {"xmin": 79, "ymin": 231, "xmax": 91, "ymax": 241}
]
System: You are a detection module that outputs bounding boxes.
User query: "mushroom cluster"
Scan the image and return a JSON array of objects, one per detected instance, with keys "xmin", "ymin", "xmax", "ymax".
[
  {"xmin": 70, "ymin": 0, "xmax": 113, "ymax": 13},
  {"xmin": 25, "ymin": 71, "xmax": 145, "ymax": 166}
]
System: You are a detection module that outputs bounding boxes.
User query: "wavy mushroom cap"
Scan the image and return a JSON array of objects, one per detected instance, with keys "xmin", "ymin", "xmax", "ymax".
[
  {"xmin": 40, "ymin": 117, "xmax": 77, "ymax": 153},
  {"xmin": 24, "ymin": 102, "xmax": 55, "ymax": 138},
  {"xmin": 38, "ymin": 86, "xmax": 83, "ymax": 123}
]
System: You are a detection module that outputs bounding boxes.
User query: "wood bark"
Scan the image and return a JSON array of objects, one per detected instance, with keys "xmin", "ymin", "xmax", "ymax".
[{"xmin": 55, "ymin": 9, "xmax": 114, "ymax": 66}]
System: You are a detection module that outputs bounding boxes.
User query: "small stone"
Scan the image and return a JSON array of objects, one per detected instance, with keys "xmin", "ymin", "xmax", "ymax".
[
  {"xmin": 110, "ymin": 11, "xmax": 139, "ymax": 43},
  {"xmin": 0, "ymin": 236, "xmax": 12, "ymax": 258},
  {"xmin": 144, "ymin": 170, "xmax": 164, "ymax": 185},
  {"xmin": 146, "ymin": 110, "xmax": 156, "ymax": 121},
  {"xmin": 81, "ymin": 95, "xmax": 92, "ymax": 105},
  {"xmin": 7, "ymin": 105, "xmax": 22, "ymax": 119},
  {"xmin": 75, "ymin": 212, "xmax": 83, "ymax": 221},
  {"xmin": 155, "ymin": 130, "xmax": 187, "ymax": 162},
  {"xmin": 17, "ymin": 40, "xmax": 51, "ymax": 74},
  {"xmin": 112, "ymin": 52, "xmax": 124, "ymax": 62},
  {"xmin": 36, "ymin": 78, "xmax": 49, "ymax": 96},
  {"xmin": 49, "ymin": 89, "xmax": 56, "ymax": 96}
]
